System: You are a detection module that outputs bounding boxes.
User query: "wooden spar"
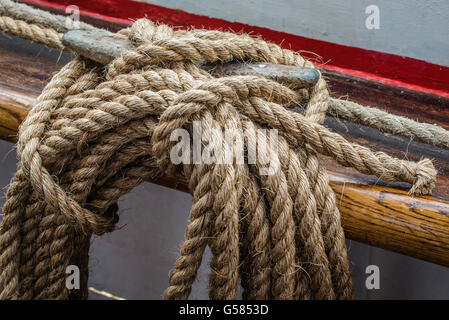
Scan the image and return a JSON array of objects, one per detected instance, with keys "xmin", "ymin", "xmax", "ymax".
[
  {"xmin": 1, "ymin": 31, "xmax": 449, "ymax": 267},
  {"xmin": 152, "ymin": 172, "xmax": 449, "ymax": 267}
]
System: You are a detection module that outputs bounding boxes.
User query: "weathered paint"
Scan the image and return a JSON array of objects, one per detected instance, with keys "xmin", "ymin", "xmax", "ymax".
[{"xmin": 141, "ymin": 0, "xmax": 449, "ymax": 68}]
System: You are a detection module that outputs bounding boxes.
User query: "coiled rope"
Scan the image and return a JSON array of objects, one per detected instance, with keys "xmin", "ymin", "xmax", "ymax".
[{"xmin": 0, "ymin": 2, "xmax": 441, "ymax": 300}]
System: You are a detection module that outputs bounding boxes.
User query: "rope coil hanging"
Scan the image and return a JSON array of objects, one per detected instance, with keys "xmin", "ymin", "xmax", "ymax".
[{"xmin": 0, "ymin": 15, "xmax": 437, "ymax": 300}]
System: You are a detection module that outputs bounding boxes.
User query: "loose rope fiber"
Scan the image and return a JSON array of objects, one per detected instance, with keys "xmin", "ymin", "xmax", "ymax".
[{"xmin": 0, "ymin": 8, "xmax": 439, "ymax": 300}]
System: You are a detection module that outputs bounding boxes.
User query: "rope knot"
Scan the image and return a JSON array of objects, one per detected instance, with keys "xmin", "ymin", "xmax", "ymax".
[
  {"xmin": 128, "ymin": 18, "xmax": 175, "ymax": 43},
  {"xmin": 0, "ymin": 15, "xmax": 440, "ymax": 301}
]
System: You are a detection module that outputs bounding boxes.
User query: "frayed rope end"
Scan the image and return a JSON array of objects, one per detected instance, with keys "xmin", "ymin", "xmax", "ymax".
[{"xmin": 408, "ymin": 159, "xmax": 437, "ymax": 196}]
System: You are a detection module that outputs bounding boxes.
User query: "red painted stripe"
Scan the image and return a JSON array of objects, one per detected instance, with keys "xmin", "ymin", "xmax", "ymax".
[{"xmin": 21, "ymin": 0, "xmax": 449, "ymax": 97}]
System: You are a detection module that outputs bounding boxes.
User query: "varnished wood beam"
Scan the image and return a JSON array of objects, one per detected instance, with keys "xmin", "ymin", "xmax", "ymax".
[
  {"xmin": 152, "ymin": 172, "xmax": 449, "ymax": 267},
  {"xmin": 1, "ymin": 32, "xmax": 449, "ymax": 267}
]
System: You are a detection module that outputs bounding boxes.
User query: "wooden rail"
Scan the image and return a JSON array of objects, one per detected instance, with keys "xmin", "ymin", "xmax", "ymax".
[{"xmin": 1, "ymin": 30, "xmax": 449, "ymax": 267}]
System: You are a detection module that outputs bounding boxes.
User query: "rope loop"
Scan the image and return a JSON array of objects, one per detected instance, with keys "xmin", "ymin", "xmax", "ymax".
[{"xmin": 0, "ymin": 17, "xmax": 437, "ymax": 300}]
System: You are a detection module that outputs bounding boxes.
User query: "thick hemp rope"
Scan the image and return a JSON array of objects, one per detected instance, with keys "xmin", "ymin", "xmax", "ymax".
[
  {"xmin": 0, "ymin": 13, "xmax": 438, "ymax": 300},
  {"xmin": 2, "ymin": 0, "xmax": 449, "ymax": 150}
]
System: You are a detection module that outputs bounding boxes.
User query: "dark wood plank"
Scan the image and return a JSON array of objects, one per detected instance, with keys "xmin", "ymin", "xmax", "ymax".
[
  {"xmin": 325, "ymin": 118, "xmax": 449, "ymax": 199},
  {"xmin": 0, "ymin": 31, "xmax": 71, "ymax": 141},
  {"xmin": 323, "ymin": 69, "xmax": 449, "ymax": 130}
]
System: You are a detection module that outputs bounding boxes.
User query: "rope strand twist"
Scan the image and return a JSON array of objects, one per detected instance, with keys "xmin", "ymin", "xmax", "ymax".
[{"xmin": 0, "ymin": 18, "xmax": 436, "ymax": 300}]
